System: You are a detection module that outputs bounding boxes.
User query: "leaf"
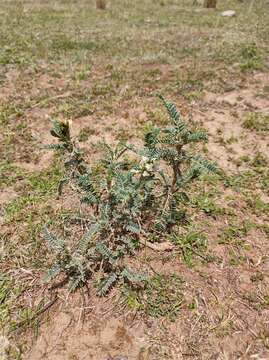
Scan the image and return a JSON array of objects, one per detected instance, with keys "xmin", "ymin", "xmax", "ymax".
[
  {"xmin": 76, "ymin": 223, "xmax": 100, "ymax": 256},
  {"xmin": 98, "ymin": 273, "xmax": 118, "ymax": 296},
  {"xmin": 121, "ymin": 267, "xmax": 147, "ymax": 283},
  {"xmin": 187, "ymin": 131, "xmax": 208, "ymax": 143},
  {"xmin": 43, "ymin": 143, "xmax": 66, "ymax": 150},
  {"xmin": 43, "ymin": 226, "xmax": 65, "ymax": 252},
  {"xmin": 68, "ymin": 276, "xmax": 83, "ymax": 292},
  {"xmin": 192, "ymin": 156, "xmax": 218, "ymax": 174},
  {"xmin": 44, "ymin": 263, "xmax": 61, "ymax": 282},
  {"xmin": 96, "ymin": 242, "xmax": 116, "ymax": 264},
  {"xmin": 158, "ymin": 95, "xmax": 180, "ymax": 123},
  {"xmin": 125, "ymin": 222, "xmax": 141, "ymax": 234},
  {"xmin": 145, "ymin": 128, "xmax": 160, "ymax": 147},
  {"xmin": 121, "ymin": 236, "xmax": 137, "ymax": 253}
]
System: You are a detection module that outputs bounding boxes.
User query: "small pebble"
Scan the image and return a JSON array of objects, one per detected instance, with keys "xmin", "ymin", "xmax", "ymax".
[{"xmin": 221, "ymin": 10, "xmax": 236, "ymax": 17}]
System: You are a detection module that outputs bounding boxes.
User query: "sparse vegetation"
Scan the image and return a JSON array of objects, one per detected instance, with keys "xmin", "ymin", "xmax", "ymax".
[
  {"xmin": 122, "ymin": 273, "xmax": 184, "ymax": 320},
  {"xmin": 239, "ymin": 43, "xmax": 263, "ymax": 72},
  {"xmin": 242, "ymin": 112, "xmax": 269, "ymax": 132},
  {"xmin": 1, "ymin": 0, "xmax": 268, "ymax": 358}
]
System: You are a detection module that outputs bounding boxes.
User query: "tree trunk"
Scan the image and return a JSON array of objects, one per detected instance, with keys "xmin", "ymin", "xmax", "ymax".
[
  {"xmin": 204, "ymin": 0, "xmax": 217, "ymax": 8},
  {"xmin": 96, "ymin": 0, "xmax": 106, "ymax": 10}
]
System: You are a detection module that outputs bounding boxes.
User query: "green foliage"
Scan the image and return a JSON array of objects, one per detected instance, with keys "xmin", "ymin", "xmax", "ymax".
[
  {"xmin": 192, "ymin": 192, "xmax": 223, "ymax": 216},
  {"xmin": 218, "ymin": 221, "xmax": 253, "ymax": 245},
  {"xmin": 43, "ymin": 97, "xmax": 217, "ymax": 294},
  {"xmin": 143, "ymin": 274, "xmax": 184, "ymax": 320},
  {"xmin": 239, "ymin": 43, "xmax": 262, "ymax": 72},
  {"xmin": 5, "ymin": 195, "xmax": 39, "ymax": 221},
  {"xmin": 171, "ymin": 230, "xmax": 207, "ymax": 265},
  {"xmin": 28, "ymin": 166, "xmax": 62, "ymax": 195},
  {"xmin": 122, "ymin": 273, "xmax": 184, "ymax": 320}
]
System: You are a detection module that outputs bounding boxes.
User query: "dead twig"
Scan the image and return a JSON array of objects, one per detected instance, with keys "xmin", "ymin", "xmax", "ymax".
[{"xmin": 139, "ymin": 237, "xmax": 175, "ymax": 252}]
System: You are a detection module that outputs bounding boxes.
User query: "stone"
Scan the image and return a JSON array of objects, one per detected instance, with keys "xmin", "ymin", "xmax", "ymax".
[{"xmin": 221, "ymin": 10, "xmax": 236, "ymax": 17}]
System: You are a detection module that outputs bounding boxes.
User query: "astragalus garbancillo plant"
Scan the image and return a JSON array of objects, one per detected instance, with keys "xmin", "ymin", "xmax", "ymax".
[{"xmin": 43, "ymin": 96, "xmax": 218, "ymax": 294}]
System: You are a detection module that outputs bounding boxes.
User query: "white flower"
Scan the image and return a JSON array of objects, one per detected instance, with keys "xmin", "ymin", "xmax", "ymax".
[
  {"xmin": 141, "ymin": 156, "xmax": 149, "ymax": 163},
  {"xmin": 145, "ymin": 163, "xmax": 153, "ymax": 171}
]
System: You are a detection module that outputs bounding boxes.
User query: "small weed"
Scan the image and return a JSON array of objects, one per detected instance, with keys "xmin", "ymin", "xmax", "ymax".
[
  {"xmin": 242, "ymin": 112, "xmax": 269, "ymax": 132},
  {"xmin": 92, "ymin": 83, "xmax": 115, "ymax": 97},
  {"xmin": 72, "ymin": 66, "xmax": 91, "ymax": 82},
  {"xmin": 122, "ymin": 287, "xmax": 142, "ymax": 311},
  {"xmin": 187, "ymin": 300, "xmax": 197, "ymax": 310},
  {"xmin": 224, "ymin": 171, "xmax": 258, "ymax": 190},
  {"xmin": 245, "ymin": 195, "xmax": 269, "ymax": 216},
  {"xmin": 218, "ymin": 221, "xmax": 253, "ymax": 245},
  {"xmin": 143, "ymin": 274, "xmax": 184, "ymax": 320},
  {"xmin": 228, "ymin": 250, "xmax": 246, "ymax": 266},
  {"xmin": 115, "ymin": 128, "xmax": 130, "ymax": 142},
  {"xmin": 122, "ymin": 274, "xmax": 184, "ymax": 320},
  {"xmin": 53, "ymin": 97, "xmax": 93, "ymax": 119},
  {"xmin": 0, "ymin": 162, "xmax": 26, "ymax": 188},
  {"xmin": 171, "ymin": 230, "xmax": 208, "ymax": 265},
  {"xmin": 51, "ymin": 36, "xmax": 98, "ymax": 53},
  {"xmin": 251, "ymin": 153, "xmax": 268, "ymax": 168},
  {"xmin": 251, "ymin": 272, "xmax": 264, "ymax": 282},
  {"xmin": 0, "ymin": 275, "xmax": 26, "ymax": 334},
  {"xmin": 225, "ymin": 136, "xmax": 238, "ymax": 145},
  {"xmin": 4, "ymin": 194, "xmax": 45, "ymax": 223},
  {"xmin": 214, "ymin": 315, "xmax": 234, "ymax": 338},
  {"xmin": 239, "ymin": 43, "xmax": 262, "ymax": 72},
  {"xmin": 175, "ymin": 75, "xmax": 204, "ymax": 101},
  {"xmin": 262, "ymin": 295, "xmax": 269, "ymax": 307},
  {"xmin": 192, "ymin": 194, "xmax": 220, "ymax": 215},
  {"xmin": 28, "ymin": 167, "xmax": 62, "ymax": 195}
]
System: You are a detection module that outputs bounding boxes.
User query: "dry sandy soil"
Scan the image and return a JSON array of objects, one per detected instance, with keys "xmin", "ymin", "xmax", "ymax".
[{"xmin": 25, "ymin": 74, "xmax": 269, "ymax": 360}]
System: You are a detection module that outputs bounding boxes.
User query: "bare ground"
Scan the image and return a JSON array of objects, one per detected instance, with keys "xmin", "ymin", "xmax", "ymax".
[{"xmin": 24, "ymin": 73, "xmax": 269, "ymax": 360}]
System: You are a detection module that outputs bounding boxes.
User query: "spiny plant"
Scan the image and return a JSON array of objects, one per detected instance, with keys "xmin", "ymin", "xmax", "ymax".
[{"xmin": 43, "ymin": 96, "xmax": 218, "ymax": 294}]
